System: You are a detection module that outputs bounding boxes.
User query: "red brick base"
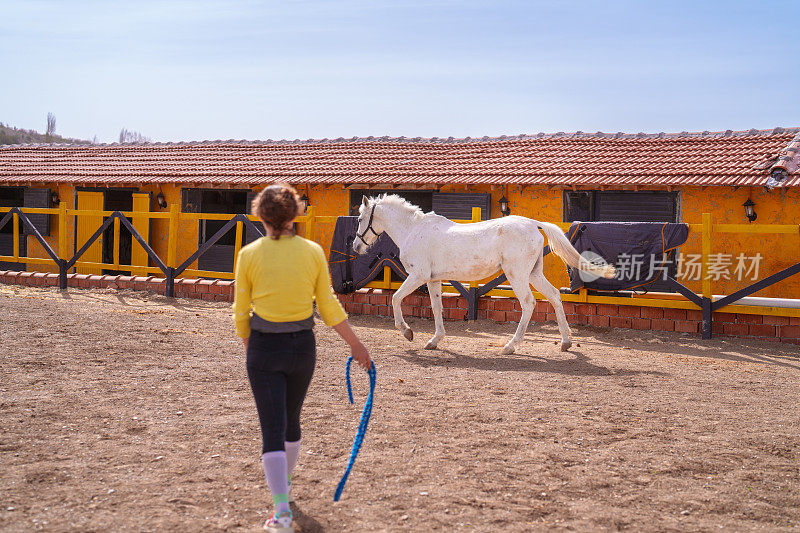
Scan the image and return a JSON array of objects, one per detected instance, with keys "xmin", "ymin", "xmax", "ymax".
[
  {"xmin": 0, "ymin": 270, "xmax": 234, "ymax": 302},
  {"xmin": 1, "ymin": 270, "xmax": 797, "ymax": 344},
  {"xmin": 335, "ymin": 289, "xmax": 800, "ymax": 345}
]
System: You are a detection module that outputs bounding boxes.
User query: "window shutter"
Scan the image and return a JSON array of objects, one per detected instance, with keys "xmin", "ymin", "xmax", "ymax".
[
  {"xmin": 594, "ymin": 191, "xmax": 678, "ymax": 223},
  {"xmin": 563, "ymin": 191, "xmax": 594, "ymax": 222},
  {"xmin": 181, "ymin": 188, "xmax": 201, "ymax": 213},
  {"xmin": 198, "ymin": 245, "xmax": 235, "ymax": 273},
  {"xmin": 0, "ymin": 234, "xmax": 27, "ymax": 270},
  {"xmin": 432, "ymin": 192, "xmax": 491, "ymax": 220},
  {"xmin": 349, "ymin": 189, "xmax": 435, "ymax": 215},
  {"xmin": 23, "ymin": 188, "xmax": 51, "ymax": 236}
]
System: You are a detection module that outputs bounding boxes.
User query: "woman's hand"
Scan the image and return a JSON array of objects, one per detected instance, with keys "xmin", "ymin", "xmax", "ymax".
[
  {"xmin": 242, "ymin": 337, "xmax": 249, "ymax": 351},
  {"xmin": 350, "ymin": 341, "xmax": 372, "ymax": 370},
  {"xmin": 333, "ymin": 320, "xmax": 372, "ymax": 370}
]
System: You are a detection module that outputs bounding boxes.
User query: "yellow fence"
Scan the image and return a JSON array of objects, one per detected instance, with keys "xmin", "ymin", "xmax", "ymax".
[{"xmin": 1, "ymin": 204, "xmax": 798, "ymax": 318}]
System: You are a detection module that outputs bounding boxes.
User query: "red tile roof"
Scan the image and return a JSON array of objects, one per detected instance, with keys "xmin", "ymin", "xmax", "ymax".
[{"xmin": 1, "ymin": 128, "xmax": 798, "ymax": 188}]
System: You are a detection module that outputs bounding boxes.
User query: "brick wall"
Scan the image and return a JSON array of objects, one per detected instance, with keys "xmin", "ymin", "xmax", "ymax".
[
  {"xmin": 0, "ymin": 270, "xmax": 233, "ymax": 302},
  {"xmin": 1, "ymin": 270, "xmax": 797, "ymax": 344},
  {"xmin": 336, "ymin": 290, "xmax": 800, "ymax": 345}
]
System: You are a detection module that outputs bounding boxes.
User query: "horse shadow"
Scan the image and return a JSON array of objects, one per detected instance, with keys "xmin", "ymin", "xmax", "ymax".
[
  {"xmin": 394, "ymin": 346, "xmax": 664, "ymax": 378},
  {"xmin": 580, "ymin": 328, "xmax": 800, "ymax": 371}
]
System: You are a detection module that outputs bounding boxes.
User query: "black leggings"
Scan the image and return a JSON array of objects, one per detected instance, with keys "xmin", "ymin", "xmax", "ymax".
[{"xmin": 246, "ymin": 329, "xmax": 316, "ymax": 453}]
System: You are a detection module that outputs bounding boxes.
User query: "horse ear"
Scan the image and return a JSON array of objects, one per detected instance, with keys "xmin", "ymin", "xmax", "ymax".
[{"xmin": 362, "ymin": 196, "xmax": 370, "ymax": 207}]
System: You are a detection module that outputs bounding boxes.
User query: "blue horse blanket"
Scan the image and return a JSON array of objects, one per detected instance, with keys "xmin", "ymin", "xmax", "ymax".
[{"xmin": 566, "ymin": 221, "xmax": 689, "ymax": 293}]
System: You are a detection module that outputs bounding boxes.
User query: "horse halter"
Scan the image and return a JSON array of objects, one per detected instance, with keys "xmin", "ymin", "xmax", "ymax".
[{"xmin": 355, "ymin": 204, "xmax": 380, "ymax": 246}]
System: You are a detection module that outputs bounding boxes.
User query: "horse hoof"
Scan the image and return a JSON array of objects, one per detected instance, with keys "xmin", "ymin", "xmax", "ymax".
[
  {"xmin": 501, "ymin": 344, "xmax": 515, "ymax": 355},
  {"xmin": 561, "ymin": 341, "xmax": 572, "ymax": 352},
  {"xmin": 424, "ymin": 340, "xmax": 438, "ymax": 350},
  {"xmin": 403, "ymin": 329, "xmax": 414, "ymax": 341}
]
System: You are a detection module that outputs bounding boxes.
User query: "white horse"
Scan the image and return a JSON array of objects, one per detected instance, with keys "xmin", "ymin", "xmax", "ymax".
[{"xmin": 352, "ymin": 194, "xmax": 616, "ymax": 354}]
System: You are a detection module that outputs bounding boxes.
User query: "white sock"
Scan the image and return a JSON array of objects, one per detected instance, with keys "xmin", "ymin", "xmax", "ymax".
[
  {"xmin": 285, "ymin": 440, "xmax": 301, "ymax": 481},
  {"xmin": 261, "ymin": 451, "xmax": 290, "ymax": 514}
]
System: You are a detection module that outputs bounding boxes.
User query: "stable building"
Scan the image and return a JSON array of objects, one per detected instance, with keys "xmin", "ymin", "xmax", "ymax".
[{"xmin": 0, "ymin": 128, "xmax": 798, "ymax": 299}]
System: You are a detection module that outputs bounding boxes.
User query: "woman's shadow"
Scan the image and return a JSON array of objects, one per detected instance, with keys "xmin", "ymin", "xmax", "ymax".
[{"xmin": 290, "ymin": 503, "xmax": 325, "ymax": 532}]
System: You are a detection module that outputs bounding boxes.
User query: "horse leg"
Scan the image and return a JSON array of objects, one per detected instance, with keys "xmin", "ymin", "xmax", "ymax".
[
  {"xmin": 500, "ymin": 268, "xmax": 536, "ymax": 355},
  {"xmin": 530, "ymin": 272, "xmax": 573, "ymax": 351},
  {"xmin": 391, "ymin": 274, "xmax": 426, "ymax": 342},
  {"xmin": 424, "ymin": 280, "xmax": 445, "ymax": 350}
]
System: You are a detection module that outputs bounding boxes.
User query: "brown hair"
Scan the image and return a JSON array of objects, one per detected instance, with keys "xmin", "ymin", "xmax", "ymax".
[{"xmin": 251, "ymin": 183, "xmax": 303, "ymax": 239}]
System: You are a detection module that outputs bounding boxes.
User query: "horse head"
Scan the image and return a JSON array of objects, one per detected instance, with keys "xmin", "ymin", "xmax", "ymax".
[{"xmin": 352, "ymin": 195, "xmax": 385, "ymax": 254}]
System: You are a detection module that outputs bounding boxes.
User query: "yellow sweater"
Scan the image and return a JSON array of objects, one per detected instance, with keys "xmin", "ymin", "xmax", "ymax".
[{"xmin": 232, "ymin": 235, "xmax": 347, "ymax": 338}]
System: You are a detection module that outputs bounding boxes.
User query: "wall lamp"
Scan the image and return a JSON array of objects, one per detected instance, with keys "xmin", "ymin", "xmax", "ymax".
[
  {"xmin": 498, "ymin": 194, "xmax": 511, "ymax": 217},
  {"xmin": 300, "ymin": 193, "xmax": 310, "ymax": 212},
  {"xmin": 50, "ymin": 190, "xmax": 60, "ymax": 207},
  {"xmin": 743, "ymin": 198, "xmax": 757, "ymax": 223},
  {"xmin": 156, "ymin": 191, "xmax": 167, "ymax": 209}
]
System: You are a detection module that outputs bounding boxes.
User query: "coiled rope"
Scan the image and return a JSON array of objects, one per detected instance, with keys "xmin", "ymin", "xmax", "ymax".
[{"xmin": 334, "ymin": 356, "xmax": 376, "ymax": 501}]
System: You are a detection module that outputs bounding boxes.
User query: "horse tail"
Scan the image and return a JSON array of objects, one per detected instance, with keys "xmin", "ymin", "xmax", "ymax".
[{"xmin": 535, "ymin": 221, "xmax": 616, "ymax": 279}]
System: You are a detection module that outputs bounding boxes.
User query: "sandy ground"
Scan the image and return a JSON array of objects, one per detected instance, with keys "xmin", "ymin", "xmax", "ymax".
[{"xmin": 1, "ymin": 284, "xmax": 799, "ymax": 532}]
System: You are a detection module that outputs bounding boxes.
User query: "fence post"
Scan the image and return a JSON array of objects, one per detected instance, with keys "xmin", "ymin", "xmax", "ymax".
[
  {"xmin": 469, "ymin": 207, "xmax": 481, "ymax": 290},
  {"xmin": 701, "ymin": 212, "xmax": 713, "ymax": 338},
  {"xmin": 58, "ymin": 201, "xmax": 68, "ymax": 289},
  {"xmin": 167, "ymin": 203, "xmax": 179, "ymax": 269},
  {"xmin": 468, "ymin": 286, "xmax": 478, "ymax": 320},
  {"xmin": 165, "ymin": 268, "xmax": 175, "ymax": 298},
  {"xmin": 383, "ymin": 266, "xmax": 392, "ymax": 289},
  {"xmin": 166, "ymin": 203, "xmax": 180, "ymax": 298},
  {"xmin": 468, "ymin": 207, "xmax": 482, "ymax": 316},
  {"xmin": 112, "ymin": 216, "xmax": 121, "ymax": 270},
  {"xmin": 701, "ymin": 297, "xmax": 712, "ymax": 339},
  {"xmin": 305, "ymin": 205, "xmax": 317, "ymax": 242},
  {"xmin": 131, "ymin": 193, "xmax": 151, "ymax": 276},
  {"xmin": 701, "ymin": 212, "xmax": 712, "ymax": 298},
  {"xmin": 12, "ymin": 211, "xmax": 19, "ymax": 262},
  {"xmin": 233, "ymin": 219, "xmax": 243, "ymax": 273}
]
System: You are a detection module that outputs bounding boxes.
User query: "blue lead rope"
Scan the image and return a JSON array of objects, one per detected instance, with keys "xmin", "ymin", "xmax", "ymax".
[{"xmin": 334, "ymin": 356, "xmax": 376, "ymax": 501}]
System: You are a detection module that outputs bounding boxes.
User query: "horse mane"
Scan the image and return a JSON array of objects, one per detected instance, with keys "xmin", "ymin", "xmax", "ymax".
[{"xmin": 366, "ymin": 194, "xmax": 426, "ymax": 219}]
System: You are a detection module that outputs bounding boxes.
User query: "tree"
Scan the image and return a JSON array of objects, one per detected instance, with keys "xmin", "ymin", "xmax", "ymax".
[
  {"xmin": 119, "ymin": 128, "xmax": 150, "ymax": 143},
  {"xmin": 46, "ymin": 112, "xmax": 56, "ymax": 137}
]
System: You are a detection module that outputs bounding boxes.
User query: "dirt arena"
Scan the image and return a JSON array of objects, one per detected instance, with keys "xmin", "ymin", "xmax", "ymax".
[{"xmin": 1, "ymin": 284, "xmax": 798, "ymax": 532}]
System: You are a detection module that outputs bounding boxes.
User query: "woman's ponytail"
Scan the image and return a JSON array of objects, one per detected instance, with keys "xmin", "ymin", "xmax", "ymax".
[{"xmin": 251, "ymin": 183, "xmax": 303, "ymax": 239}]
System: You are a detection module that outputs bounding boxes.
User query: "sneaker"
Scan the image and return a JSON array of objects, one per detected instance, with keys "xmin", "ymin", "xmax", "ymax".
[{"xmin": 264, "ymin": 510, "xmax": 293, "ymax": 532}]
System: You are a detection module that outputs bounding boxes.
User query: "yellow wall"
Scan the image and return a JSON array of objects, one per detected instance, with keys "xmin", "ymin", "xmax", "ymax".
[
  {"xmin": 19, "ymin": 183, "xmax": 800, "ymax": 299},
  {"xmin": 299, "ymin": 184, "xmax": 349, "ymax": 258},
  {"xmin": 680, "ymin": 186, "xmax": 799, "ymax": 298}
]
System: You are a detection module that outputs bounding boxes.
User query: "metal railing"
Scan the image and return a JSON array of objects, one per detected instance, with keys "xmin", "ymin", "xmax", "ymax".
[
  {"xmin": 1, "ymin": 204, "xmax": 798, "ymax": 338},
  {"xmin": 0, "ymin": 203, "xmax": 336, "ymax": 296}
]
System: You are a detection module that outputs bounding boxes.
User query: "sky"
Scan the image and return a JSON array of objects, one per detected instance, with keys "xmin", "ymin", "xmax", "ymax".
[{"xmin": 1, "ymin": 0, "xmax": 798, "ymax": 143}]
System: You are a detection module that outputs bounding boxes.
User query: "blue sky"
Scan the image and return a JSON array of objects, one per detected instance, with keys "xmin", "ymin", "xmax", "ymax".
[{"xmin": 1, "ymin": 0, "xmax": 798, "ymax": 143}]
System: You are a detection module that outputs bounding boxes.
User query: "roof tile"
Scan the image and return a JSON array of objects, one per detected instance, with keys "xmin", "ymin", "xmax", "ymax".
[{"xmin": 0, "ymin": 129, "xmax": 797, "ymax": 187}]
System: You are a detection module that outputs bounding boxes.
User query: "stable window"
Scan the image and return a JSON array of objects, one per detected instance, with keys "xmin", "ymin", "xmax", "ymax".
[
  {"xmin": 349, "ymin": 189, "xmax": 434, "ymax": 216},
  {"xmin": 0, "ymin": 186, "xmax": 26, "ymax": 270},
  {"xmin": 73, "ymin": 187, "xmax": 138, "ymax": 276},
  {"xmin": 181, "ymin": 188, "xmax": 256, "ymax": 273},
  {"xmin": 102, "ymin": 189, "xmax": 134, "ymax": 276},
  {"xmin": 564, "ymin": 190, "xmax": 679, "ymax": 223},
  {"xmin": 349, "ymin": 189, "xmax": 491, "ymax": 221},
  {"xmin": 23, "ymin": 188, "xmax": 51, "ymax": 236},
  {"xmin": 563, "ymin": 190, "xmax": 681, "ymax": 292}
]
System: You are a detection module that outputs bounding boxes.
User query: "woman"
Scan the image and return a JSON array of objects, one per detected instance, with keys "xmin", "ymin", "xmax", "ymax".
[{"xmin": 233, "ymin": 183, "xmax": 371, "ymax": 532}]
